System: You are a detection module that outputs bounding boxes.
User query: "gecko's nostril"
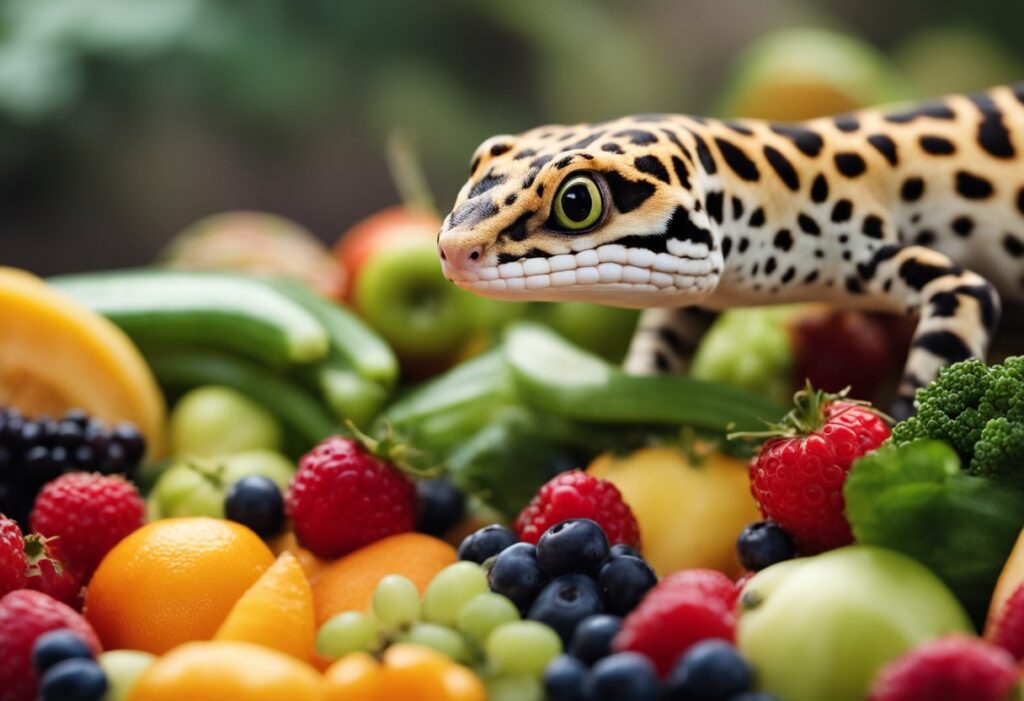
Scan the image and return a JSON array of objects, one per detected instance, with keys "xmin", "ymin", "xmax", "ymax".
[{"xmin": 469, "ymin": 250, "xmax": 480, "ymax": 261}]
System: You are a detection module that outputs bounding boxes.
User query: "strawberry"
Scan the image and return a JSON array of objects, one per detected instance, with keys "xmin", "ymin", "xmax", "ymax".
[
  {"xmin": 0, "ymin": 515, "xmax": 26, "ymax": 597},
  {"xmin": 868, "ymin": 634, "xmax": 1020, "ymax": 701},
  {"xmin": 0, "ymin": 589, "xmax": 101, "ymax": 701},
  {"xmin": 286, "ymin": 435, "xmax": 418, "ymax": 559},
  {"xmin": 745, "ymin": 385, "xmax": 891, "ymax": 554},
  {"xmin": 985, "ymin": 581, "xmax": 1024, "ymax": 661},
  {"xmin": 514, "ymin": 470, "xmax": 641, "ymax": 547},
  {"xmin": 614, "ymin": 569, "xmax": 738, "ymax": 677},
  {"xmin": 24, "ymin": 536, "xmax": 84, "ymax": 610},
  {"xmin": 30, "ymin": 472, "xmax": 145, "ymax": 578}
]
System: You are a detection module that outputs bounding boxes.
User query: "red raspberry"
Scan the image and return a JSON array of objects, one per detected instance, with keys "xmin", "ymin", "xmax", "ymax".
[
  {"xmin": 514, "ymin": 471, "xmax": 640, "ymax": 547},
  {"xmin": 749, "ymin": 389, "xmax": 890, "ymax": 554},
  {"xmin": 0, "ymin": 589, "xmax": 101, "ymax": 701},
  {"xmin": 868, "ymin": 634, "xmax": 1020, "ymax": 701},
  {"xmin": 24, "ymin": 536, "xmax": 85, "ymax": 610},
  {"xmin": 0, "ymin": 515, "xmax": 26, "ymax": 597},
  {"xmin": 287, "ymin": 436, "xmax": 417, "ymax": 559},
  {"xmin": 30, "ymin": 473, "xmax": 145, "ymax": 578},
  {"xmin": 986, "ymin": 581, "xmax": 1024, "ymax": 661},
  {"xmin": 614, "ymin": 568, "xmax": 737, "ymax": 676}
]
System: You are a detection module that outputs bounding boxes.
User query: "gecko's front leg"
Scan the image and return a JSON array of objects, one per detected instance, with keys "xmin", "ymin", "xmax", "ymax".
[{"xmin": 623, "ymin": 307, "xmax": 719, "ymax": 375}]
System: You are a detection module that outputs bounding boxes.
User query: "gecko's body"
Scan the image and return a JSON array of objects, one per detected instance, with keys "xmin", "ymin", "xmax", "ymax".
[{"xmin": 437, "ymin": 84, "xmax": 1024, "ymax": 416}]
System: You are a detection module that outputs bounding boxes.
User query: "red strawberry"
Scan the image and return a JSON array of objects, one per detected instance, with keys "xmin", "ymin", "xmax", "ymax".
[
  {"xmin": 0, "ymin": 589, "xmax": 101, "ymax": 701},
  {"xmin": 30, "ymin": 473, "xmax": 145, "ymax": 578},
  {"xmin": 747, "ymin": 385, "xmax": 890, "ymax": 554},
  {"xmin": 0, "ymin": 515, "xmax": 26, "ymax": 597},
  {"xmin": 287, "ymin": 435, "xmax": 418, "ymax": 559},
  {"xmin": 614, "ymin": 568, "xmax": 738, "ymax": 677},
  {"xmin": 24, "ymin": 536, "xmax": 84, "ymax": 610},
  {"xmin": 985, "ymin": 581, "xmax": 1024, "ymax": 661},
  {"xmin": 868, "ymin": 634, "xmax": 1019, "ymax": 701},
  {"xmin": 514, "ymin": 470, "xmax": 641, "ymax": 547}
]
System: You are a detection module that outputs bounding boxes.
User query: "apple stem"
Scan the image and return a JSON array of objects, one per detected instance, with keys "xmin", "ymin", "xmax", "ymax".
[{"xmin": 386, "ymin": 129, "xmax": 438, "ymax": 217}]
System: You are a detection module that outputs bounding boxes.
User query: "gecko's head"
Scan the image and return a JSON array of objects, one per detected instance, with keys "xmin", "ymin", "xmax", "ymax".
[{"xmin": 437, "ymin": 119, "xmax": 721, "ymax": 308}]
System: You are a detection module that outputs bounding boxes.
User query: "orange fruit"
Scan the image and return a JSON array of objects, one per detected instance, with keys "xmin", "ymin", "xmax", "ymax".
[
  {"xmin": 269, "ymin": 529, "xmax": 330, "ymax": 582},
  {"xmin": 85, "ymin": 518, "xmax": 275, "ymax": 654},
  {"xmin": 322, "ymin": 652, "xmax": 382, "ymax": 701},
  {"xmin": 381, "ymin": 644, "xmax": 485, "ymax": 701},
  {"xmin": 312, "ymin": 533, "xmax": 456, "ymax": 625},
  {"xmin": 214, "ymin": 552, "xmax": 316, "ymax": 662},
  {"xmin": 126, "ymin": 641, "xmax": 323, "ymax": 701}
]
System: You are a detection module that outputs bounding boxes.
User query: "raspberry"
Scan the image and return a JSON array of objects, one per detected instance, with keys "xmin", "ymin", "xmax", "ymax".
[
  {"xmin": 614, "ymin": 568, "xmax": 738, "ymax": 677},
  {"xmin": 749, "ymin": 393, "xmax": 890, "ymax": 554},
  {"xmin": 287, "ymin": 436, "xmax": 417, "ymax": 559},
  {"xmin": 986, "ymin": 581, "xmax": 1024, "ymax": 661},
  {"xmin": 868, "ymin": 634, "xmax": 1020, "ymax": 701},
  {"xmin": 514, "ymin": 471, "xmax": 641, "ymax": 548},
  {"xmin": 0, "ymin": 589, "xmax": 101, "ymax": 701},
  {"xmin": 24, "ymin": 537, "xmax": 84, "ymax": 610},
  {"xmin": 30, "ymin": 473, "xmax": 145, "ymax": 577},
  {"xmin": 0, "ymin": 515, "xmax": 26, "ymax": 597}
]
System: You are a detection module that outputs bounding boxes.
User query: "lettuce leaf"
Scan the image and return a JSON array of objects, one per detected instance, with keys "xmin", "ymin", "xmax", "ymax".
[{"xmin": 844, "ymin": 439, "xmax": 1024, "ymax": 627}]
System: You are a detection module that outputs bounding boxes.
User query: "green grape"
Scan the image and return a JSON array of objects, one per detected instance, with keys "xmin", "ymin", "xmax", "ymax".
[
  {"xmin": 316, "ymin": 611, "xmax": 381, "ymax": 660},
  {"xmin": 98, "ymin": 650, "xmax": 155, "ymax": 701},
  {"xmin": 372, "ymin": 574, "xmax": 422, "ymax": 631},
  {"xmin": 486, "ymin": 675, "xmax": 544, "ymax": 701},
  {"xmin": 398, "ymin": 622, "xmax": 473, "ymax": 664},
  {"xmin": 456, "ymin": 592, "xmax": 520, "ymax": 644},
  {"xmin": 485, "ymin": 621, "xmax": 563, "ymax": 677},
  {"xmin": 422, "ymin": 561, "xmax": 489, "ymax": 627}
]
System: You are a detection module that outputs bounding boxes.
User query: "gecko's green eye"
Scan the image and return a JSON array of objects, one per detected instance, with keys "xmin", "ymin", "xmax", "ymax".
[{"xmin": 551, "ymin": 174, "xmax": 603, "ymax": 231}]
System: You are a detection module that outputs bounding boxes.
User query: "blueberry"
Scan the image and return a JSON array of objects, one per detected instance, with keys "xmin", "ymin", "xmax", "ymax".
[
  {"xmin": 32, "ymin": 630, "xmax": 94, "ymax": 675},
  {"xmin": 111, "ymin": 423, "xmax": 145, "ymax": 465},
  {"xmin": 586, "ymin": 652, "xmax": 660, "ymax": 701},
  {"xmin": 225, "ymin": 476, "xmax": 285, "ymax": 539},
  {"xmin": 458, "ymin": 524, "xmax": 518, "ymax": 564},
  {"xmin": 543, "ymin": 654, "xmax": 589, "ymax": 701},
  {"xmin": 736, "ymin": 521, "xmax": 796, "ymax": 572},
  {"xmin": 609, "ymin": 543, "xmax": 641, "ymax": 559},
  {"xmin": 39, "ymin": 658, "xmax": 107, "ymax": 701},
  {"xmin": 528, "ymin": 574, "xmax": 604, "ymax": 644},
  {"xmin": 98, "ymin": 442, "xmax": 127, "ymax": 474},
  {"xmin": 54, "ymin": 421, "xmax": 85, "ymax": 449},
  {"xmin": 416, "ymin": 477, "xmax": 465, "ymax": 537},
  {"xmin": 598, "ymin": 555, "xmax": 657, "ymax": 616},
  {"xmin": 488, "ymin": 542, "xmax": 547, "ymax": 612},
  {"xmin": 536, "ymin": 519, "xmax": 609, "ymax": 577},
  {"xmin": 569, "ymin": 614, "xmax": 621, "ymax": 666},
  {"xmin": 666, "ymin": 639, "xmax": 752, "ymax": 701}
]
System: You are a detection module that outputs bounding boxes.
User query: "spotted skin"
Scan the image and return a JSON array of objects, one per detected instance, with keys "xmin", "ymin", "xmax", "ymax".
[{"xmin": 438, "ymin": 85, "xmax": 1024, "ymax": 417}]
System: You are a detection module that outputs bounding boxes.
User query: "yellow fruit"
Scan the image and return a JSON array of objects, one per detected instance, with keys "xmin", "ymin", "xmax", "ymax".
[
  {"xmin": 588, "ymin": 447, "xmax": 760, "ymax": 577},
  {"xmin": 126, "ymin": 641, "xmax": 323, "ymax": 701},
  {"xmin": 322, "ymin": 653, "xmax": 383, "ymax": 701},
  {"xmin": 381, "ymin": 644, "xmax": 482, "ymax": 701},
  {"xmin": 0, "ymin": 267, "xmax": 166, "ymax": 455},
  {"xmin": 215, "ymin": 552, "xmax": 316, "ymax": 662},
  {"xmin": 85, "ymin": 518, "xmax": 275, "ymax": 654}
]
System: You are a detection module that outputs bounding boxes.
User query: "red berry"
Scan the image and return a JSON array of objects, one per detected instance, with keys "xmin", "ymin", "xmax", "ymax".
[
  {"xmin": 614, "ymin": 568, "xmax": 737, "ymax": 677},
  {"xmin": 0, "ymin": 515, "xmax": 26, "ymax": 597},
  {"xmin": 287, "ymin": 436, "xmax": 417, "ymax": 559},
  {"xmin": 868, "ymin": 634, "xmax": 1020, "ymax": 701},
  {"xmin": 30, "ymin": 473, "xmax": 145, "ymax": 578},
  {"xmin": 0, "ymin": 589, "xmax": 101, "ymax": 701},
  {"xmin": 24, "ymin": 537, "xmax": 84, "ymax": 611},
  {"xmin": 514, "ymin": 471, "xmax": 641, "ymax": 548},
  {"xmin": 986, "ymin": 581, "xmax": 1024, "ymax": 661},
  {"xmin": 749, "ymin": 393, "xmax": 890, "ymax": 554}
]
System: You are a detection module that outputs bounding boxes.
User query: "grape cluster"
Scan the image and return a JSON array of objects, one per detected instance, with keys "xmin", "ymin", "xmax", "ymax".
[{"xmin": 0, "ymin": 407, "xmax": 145, "ymax": 527}]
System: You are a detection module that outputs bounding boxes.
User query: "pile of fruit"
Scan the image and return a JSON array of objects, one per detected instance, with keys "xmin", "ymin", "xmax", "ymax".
[{"xmin": 3, "ymin": 201, "xmax": 1024, "ymax": 701}]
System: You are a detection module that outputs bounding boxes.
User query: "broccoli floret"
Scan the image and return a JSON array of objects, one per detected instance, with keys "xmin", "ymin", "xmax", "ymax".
[{"xmin": 891, "ymin": 357, "xmax": 1024, "ymax": 478}]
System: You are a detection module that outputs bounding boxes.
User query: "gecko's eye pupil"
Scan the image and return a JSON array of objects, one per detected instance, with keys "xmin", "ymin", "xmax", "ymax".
[{"xmin": 551, "ymin": 174, "xmax": 603, "ymax": 231}]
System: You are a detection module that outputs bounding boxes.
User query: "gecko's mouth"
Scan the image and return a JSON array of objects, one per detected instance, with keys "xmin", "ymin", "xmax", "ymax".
[{"xmin": 441, "ymin": 242, "xmax": 716, "ymax": 302}]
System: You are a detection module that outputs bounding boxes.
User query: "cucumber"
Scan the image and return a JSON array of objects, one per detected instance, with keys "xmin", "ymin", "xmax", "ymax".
[
  {"xmin": 504, "ymin": 323, "xmax": 785, "ymax": 433},
  {"xmin": 295, "ymin": 352, "xmax": 390, "ymax": 430},
  {"xmin": 144, "ymin": 346, "xmax": 339, "ymax": 449},
  {"xmin": 267, "ymin": 278, "xmax": 399, "ymax": 387},
  {"xmin": 51, "ymin": 270, "xmax": 329, "ymax": 366}
]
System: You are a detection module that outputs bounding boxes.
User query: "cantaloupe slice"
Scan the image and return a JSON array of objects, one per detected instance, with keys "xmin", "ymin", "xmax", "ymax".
[{"xmin": 0, "ymin": 267, "xmax": 166, "ymax": 455}]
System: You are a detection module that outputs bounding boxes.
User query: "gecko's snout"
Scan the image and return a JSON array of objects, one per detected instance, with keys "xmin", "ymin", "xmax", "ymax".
[{"xmin": 437, "ymin": 237, "xmax": 484, "ymax": 272}]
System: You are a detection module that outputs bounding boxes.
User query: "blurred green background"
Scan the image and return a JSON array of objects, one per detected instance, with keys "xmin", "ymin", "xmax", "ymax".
[{"xmin": 2, "ymin": 0, "xmax": 1022, "ymax": 275}]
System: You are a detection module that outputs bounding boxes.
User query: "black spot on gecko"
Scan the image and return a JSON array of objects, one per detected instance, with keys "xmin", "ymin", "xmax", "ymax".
[
  {"xmin": 867, "ymin": 134, "xmax": 899, "ymax": 166},
  {"xmin": 804, "ymin": 270, "xmax": 819, "ymax": 284},
  {"xmin": 781, "ymin": 266, "xmax": 796, "ymax": 283},
  {"xmin": 705, "ymin": 191, "xmax": 725, "ymax": 224},
  {"xmin": 504, "ymin": 193, "xmax": 517, "ymax": 206},
  {"xmin": 748, "ymin": 208, "xmax": 765, "ymax": 228},
  {"xmin": 831, "ymin": 200, "xmax": 853, "ymax": 223},
  {"xmin": 763, "ymin": 145, "xmax": 800, "ymax": 191},
  {"xmin": 862, "ymin": 215, "xmax": 884, "ymax": 239},
  {"xmin": 952, "ymin": 216, "xmax": 974, "ymax": 237},
  {"xmin": 913, "ymin": 330, "xmax": 973, "ymax": 363},
  {"xmin": 500, "ymin": 211, "xmax": 534, "ymax": 242},
  {"xmin": 665, "ymin": 206, "xmax": 714, "ymax": 247},
  {"xmin": 514, "ymin": 148, "xmax": 537, "ymax": 160},
  {"xmin": 920, "ymin": 135, "xmax": 956, "ymax": 155},
  {"xmin": 856, "ymin": 244, "xmax": 901, "ymax": 281},
  {"xmin": 615, "ymin": 234, "xmax": 670, "ymax": 254},
  {"xmin": 721, "ymin": 237, "xmax": 732, "ymax": 259},
  {"xmin": 724, "ymin": 120, "xmax": 754, "ymax": 136},
  {"xmin": 1018, "ymin": 186, "xmax": 1024, "ymax": 216},
  {"xmin": 765, "ymin": 257, "xmax": 777, "ymax": 275},
  {"xmin": 613, "ymin": 129, "xmax": 658, "ymax": 145},
  {"xmin": 536, "ymin": 183, "xmax": 545, "ymax": 197},
  {"xmin": 773, "ymin": 229, "xmax": 793, "ymax": 251},
  {"xmin": 568, "ymin": 131, "xmax": 605, "ymax": 150},
  {"xmin": 798, "ymin": 213, "xmax": 821, "ymax": 236},
  {"xmin": 490, "ymin": 143, "xmax": 511, "ymax": 157},
  {"xmin": 530, "ymin": 155, "xmax": 555, "ymax": 170},
  {"xmin": 885, "ymin": 101, "xmax": 956, "ymax": 123},
  {"xmin": 634, "ymin": 155, "xmax": 670, "ymax": 183},
  {"xmin": 688, "ymin": 131, "xmax": 718, "ymax": 174},
  {"xmin": 738, "ymin": 237, "xmax": 750, "ymax": 253},
  {"xmin": 602, "ymin": 170, "xmax": 656, "ymax": 213},
  {"xmin": 899, "ymin": 257, "xmax": 961, "ymax": 291},
  {"xmin": 915, "ymin": 230, "xmax": 937, "ymax": 246},
  {"xmin": 834, "ymin": 152, "xmax": 866, "ymax": 178},
  {"xmin": 833, "ymin": 115, "xmax": 860, "ymax": 132},
  {"xmin": 554, "ymin": 155, "xmax": 576, "ymax": 170},
  {"xmin": 671, "ymin": 156, "xmax": 690, "ymax": 188},
  {"xmin": 901, "ymin": 178, "xmax": 925, "ymax": 202},
  {"xmin": 956, "ymin": 171, "xmax": 994, "ymax": 200},
  {"xmin": 769, "ymin": 125, "xmax": 824, "ymax": 157},
  {"xmin": 970, "ymin": 93, "xmax": 1015, "ymax": 159},
  {"xmin": 469, "ymin": 171, "xmax": 506, "ymax": 198},
  {"xmin": 929, "ymin": 291, "xmax": 960, "ymax": 317},
  {"xmin": 810, "ymin": 174, "xmax": 829, "ymax": 203},
  {"xmin": 846, "ymin": 277, "xmax": 864, "ymax": 293},
  {"xmin": 496, "ymin": 253, "xmax": 518, "ymax": 265},
  {"xmin": 449, "ymin": 198, "xmax": 498, "ymax": 228},
  {"xmin": 731, "ymin": 196, "xmax": 745, "ymax": 220},
  {"xmin": 714, "ymin": 137, "xmax": 760, "ymax": 181},
  {"xmin": 1004, "ymin": 233, "xmax": 1024, "ymax": 257},
  {"xmin": 600, "ymin": 143, "xmax": 623, "ymax": 154}
]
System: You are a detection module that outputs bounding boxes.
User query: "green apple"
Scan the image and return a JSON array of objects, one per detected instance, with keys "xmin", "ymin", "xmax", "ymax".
[
  {"xmin": 895, "ymin": 27, "xmax": 1021, "ymax": 97},
  {"xmin": 531, "ymin": 303, "xmax": 639, "ymax": 363},
  {"xmin": 148, "ymin": 449, "xmax": 295, "ymax": 519},
  {"xmin": 354, "ymin": 237, "xmax": 477, "ymax": 378},
  {"xmin": 737, "ymin": 545, "xmax": 972, "ymax": 701},
  {"xmin": 98, "ymin": 650, "xmax": 155, "ymax": 701},
  {"xmin": 169, "ymin": 385, "xmax": 283, "ymax": 457}
]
